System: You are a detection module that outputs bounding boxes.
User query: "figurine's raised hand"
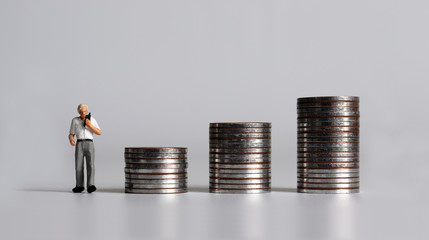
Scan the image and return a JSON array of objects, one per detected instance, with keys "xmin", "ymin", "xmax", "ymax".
[{"xmin": 85, "ymin": 119, "xmax": 92, "ymax": 128}]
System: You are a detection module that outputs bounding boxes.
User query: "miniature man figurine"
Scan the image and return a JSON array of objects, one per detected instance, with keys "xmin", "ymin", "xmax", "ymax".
[{"xmin": 68, "ymin": 104, "xmax": 102, "ymax": 193}]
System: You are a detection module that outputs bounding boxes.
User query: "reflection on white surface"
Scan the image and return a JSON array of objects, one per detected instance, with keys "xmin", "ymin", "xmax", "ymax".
[
  {"xmin": 1, "ymin": 189, "xmax": 429, "ymax": 239},
  {"xmin": 207, "ymin": 193, "xmax": 269, "ymax": 240},
  {"xmin": 72, "ymin": 195, "xmax": 94, "ymax": 238},
  {"xmin": 241, "ymin": 194, "xmax": 269, "ymax": 239},
  {"xmin": 123, "ymin": 194, "xmax": 186, "ymax": 238},
  {"xmin": 331, "ymin": 195, "xmax": 358, "ymax": 240},
  {"xmin": 290, "ymin": 194, "xmax": 360, "ymax": 240},
  {"xmin": 158, "ymin": 195, "xmax": 184, "ymax": 239}
]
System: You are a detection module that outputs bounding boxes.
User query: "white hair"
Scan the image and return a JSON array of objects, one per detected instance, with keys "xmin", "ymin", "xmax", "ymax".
[{"xmin": 77, "ymin": 104, "xmax": 88, "ymax": 113}]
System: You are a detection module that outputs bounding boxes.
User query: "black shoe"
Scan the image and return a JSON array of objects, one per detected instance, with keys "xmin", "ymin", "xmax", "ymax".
[
  {"xmin": 72, "ymin": 186, "xmax": 84, "ymax": 193},
  {"xmin": 87, "ymin": 185, "xmax": 97, "ymax": 193}
]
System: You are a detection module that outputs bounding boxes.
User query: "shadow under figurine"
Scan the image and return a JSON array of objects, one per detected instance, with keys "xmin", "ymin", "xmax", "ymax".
[{"xmin": 68, "ymin": 104, "xmax": 102, "ymax": 193}]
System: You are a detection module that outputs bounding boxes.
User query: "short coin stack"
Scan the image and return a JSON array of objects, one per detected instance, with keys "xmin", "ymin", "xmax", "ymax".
[
  {"xmin": 124, "ymin": 147, "xmax": 187, "ymax": 194},
  {"xmin": 297, "ymin": 96, "xmax": 360, "ymax": 194},
  {"xmin": 209, "ymin": 122, "xmax": 271, "ymax": 193}
]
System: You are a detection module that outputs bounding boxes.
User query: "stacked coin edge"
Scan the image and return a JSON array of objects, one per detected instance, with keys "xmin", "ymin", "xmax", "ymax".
[
  {"xmin": 297, "ymin": 96, "xmax": 360, "ymax": 194},
  {"xmin": 124, "ymin": 147, "xmax": 188, "ymax": 194},
  {"xmin": 209, "ymin": 122, "xmax": 272, "ymax": 194}
]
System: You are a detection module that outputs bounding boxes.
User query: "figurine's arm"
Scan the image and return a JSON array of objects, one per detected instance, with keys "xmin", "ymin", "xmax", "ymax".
[
  {"xmin": 68, "ymin": 134, "xmax": 76, "ymax": 146},
  {"xmin": 85, "ymin": 119, "xmax": 102, "ymax": 135}
]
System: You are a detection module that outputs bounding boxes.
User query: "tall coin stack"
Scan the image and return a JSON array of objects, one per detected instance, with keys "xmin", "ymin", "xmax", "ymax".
[
  {"xmin": 297, "ymin": 96, "xmax": 360, "ymax": 194},
  {"xmin": 209, "ymin": 122, "xmax": 271, "ymax": 193},
  {"xmin": 124, "ymin": 147, "xmax": 188, "ymax": 194}
]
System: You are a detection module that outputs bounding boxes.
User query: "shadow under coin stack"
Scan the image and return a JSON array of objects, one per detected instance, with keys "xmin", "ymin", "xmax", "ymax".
[
  {"xmin": 124, "ymin": 147, "xmax": 188, "ymax": 194},
  {"xmin": 297, "ymin": 96, "xmax": 360, "ymax": 194},
  {"xmin": 209, "ymin": 122, "xmax": 271, "ymax": 193}
]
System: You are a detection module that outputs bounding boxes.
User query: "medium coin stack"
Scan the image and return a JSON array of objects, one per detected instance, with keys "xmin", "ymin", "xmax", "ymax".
[
  {"xmin": 209, "ymin": 122, "xmax": 271, "ymax": 193},
  {"xmin": 124, "ymin": 147, "xmax": 188, "ymax": 194},
  {"xmin": 297, "ymin": 96, "xmax": 360, "ymax": 194}
]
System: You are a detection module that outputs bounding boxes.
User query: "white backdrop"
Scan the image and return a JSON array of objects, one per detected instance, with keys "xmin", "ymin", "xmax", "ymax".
[{"xmin": 1, "ymin": 0, "xmax": 428, "ymax": 239}]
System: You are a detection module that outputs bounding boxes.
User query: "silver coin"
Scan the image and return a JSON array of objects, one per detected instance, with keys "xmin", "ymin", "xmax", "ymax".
[
  {"xmin": 297, "ymin": 142, "xmax": 359, "ymax": 148},
  {"xmin": 210, "ymin": 128, "xmax": 271, "ymax": 133},
  {"xmin": 210, "ymin": 173, "xmax": 271, "ymax": 178},
  {"xmin": 210, "ymin": 168, "xmax": 270, "ymax": 174},
  {"xmin": 299, "ymin": 147, "xmax": 360, "ymax": 153},
  {"xmin": 209, "ymin": 189, "xmax": 270, "ymax": 194},
  {"xmin": 210, "ymin": 146, "xmax": 272, "ymax": 149},
  {"xmin": 297, "ymin": 115, "xmax": 360, "ymax": 120},
  {"xmin": 297, "ymin": 162, "xmax": 359, "ymax": 168},
  {"xmin": 210, "ymin": 143, "xmax": 271, "ymax": 148},
  {"xmin": 125, "ymin": 158, "xmax": 187, "ymax": 164},
  {"xmin": 210, "ymin": 186, "xmax": 271, "ymax": 191},
  {"xmin": 210, "ymin": 153, "xmax": 271, "ymax": 159},
  {"xmin": 125, "ymin": 183, "xmax": 187, "ymax": 189},
  {"xmin": 298, "ymin": 121, "xmax": 359, "ymax": 127},
  {"xmin": 297, "ymin": 115, "xmax": 360, "ymax": 123},
  {"xmin": 210, "ymin": 122, "xmax": 271, "ymax": 128},
  {"xmin": 298, "ymin": 157, "xmax": 359, "ymax": 162},
  {"xmin": 210, "ymin": 139, "xmax": 272, "ymax": 144},
  {"xmin": 297, "ymin": 138, "xmax": 359, "ymax": 143},
  {"xmin": 298, "ymin": 111, "xmax": 359, "ymax": 118},
  {"xmin": 297, "ymin": 117, "xmax": 359, "ymax": 123},
  {"xmin": 298, "ymin": 132, "xmax": 359, "ymax": 138},
  {"xmin": 210, "ymin": 178, "xmax": 271, "ymax": 184},
  {"xmin": 125, "ymin": 173, "xmax": 187, "ymax": 179},
  {"xmin": 125, "ymin": 188, "xmax": 187, "ymax": 194},
  {"xmin": 298, "ymin": 168, "xmax": 359, "ymax": 173},
  {"xmin": 124, "ymin": 168, "xmax": 187, "ymax": 174},
  {"xmin": 297, "ymin": 107, "xmax": 359, "ymax": 114},
  {"xmin": 298, "ymin": 118, "xmax": 360, "ymax": 124},
  {"xmin": 297, "ymin": 102, "xmax": 359, "ymax": 108},
  {"xmin": 297, "ymin": 172, "xmax": 359, "ymax": 178},
  {"xmin": 210, "ymin": 137, "xmax": 270, "ymax": 141},
  {"xmin": 298, "ymin": 104, "xmax": 359, "ymax": 110},
  {"xmin": 297, "ymin": 129, "xmax": 359, "ymax": 134},
  {"xmin": 297, "ymin": 183, "xmax": 360, "ymax": 188},
  {"xmin": 210, "ymin": 163, "xmax": 271, "ymax": 169},
  {"xmin": 209, "ymin": 148, "xmax": 271, "ymax": 153},
  {"xmin": 297, "ymin": 145, "xmax": 359, "ymax": 152},
  {"xmin": 124, "ymin": 147, "xmax": 187, "ymax": 154},
  {"xmin": 298, "ymin": 131, "xmax": 360, "ymax": 136},
  {"xmin": 298, "ymin": 111, "xmax": 360, "ymax": 117},
  {"xmin": 298, "ymin": 105, "xmax": 360, "ymax": 111},
  {"xmin": 210, "ymin": 132, "xmax": 271, "ymax": 138},
  {"xmin": 209, "ymin": 184, "xmax": 270, "ymax": 189},
  {"xmin": 125, "ymin": 179, "xmax": 187, "ymax": 184},
  {"xmin": 125, "ymin": 163, "xmax": 188, "ymax": 169},
  {"xmin": 210, "ymin": 153, "xmax": 271, "ymax": 157},
  {"xmin": 297, "ymin": 96, "xmax": 359, "ymax": 103},
  {"xmin": 298, "ymin": 152, "xmax": 359, "ymax": 157},
  {"xmin": 210, "ymin": 133, "xmax": 271, "ymax": 138},
  {"xmin": 298, "ymin": 127, "xmax": 359, "ymax": 132},
  {"xmin": 298, "ymin": 177, "xmax": 359, "ymax": 183},
  {"xmin": 297, "ymin": 152, "xmax": 359, "ymax": 158},
  {"xmin": 297, "ymin": 188, "xmax": 359, "ymax": 194},
  {"xmin": 124, "ymin": 153, "xmax": 187, "ymax": 159},
  {"xmin": 298, "ymin": 147, "xmax": 359, "ymax": 152},
  {"xmin": 210, "ymin": 139, "xmax": 271, "ymax": 144},
  {"xmin": 210, "ymin": 158, "xmax": 271, "ymax": 163}
]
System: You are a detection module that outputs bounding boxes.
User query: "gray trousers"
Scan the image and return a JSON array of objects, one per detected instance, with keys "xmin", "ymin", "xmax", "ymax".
[{"xmin": 75, "ymin": 141, "xmax": 95, "ymax": 187}]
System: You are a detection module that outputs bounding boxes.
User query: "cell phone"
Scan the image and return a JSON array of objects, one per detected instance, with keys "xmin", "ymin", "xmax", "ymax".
[{"xmin": 83, "ymin": 112, "xmax": 91, "ymax": 127}]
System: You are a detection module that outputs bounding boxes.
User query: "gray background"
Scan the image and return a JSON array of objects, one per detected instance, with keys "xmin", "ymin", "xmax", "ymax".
[{"xmin": 1, "ymin": 0, "xmax": 428, "ymax": 239}]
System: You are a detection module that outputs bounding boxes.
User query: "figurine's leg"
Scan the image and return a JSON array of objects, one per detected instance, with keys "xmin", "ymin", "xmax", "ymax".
[
  {"xmin": 85, "ymin": 142, "xmax": 95, "ymax": 187},
  {"xmin": 75, "ymin": 142, "xmax": 84, "ymax": 187}
]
